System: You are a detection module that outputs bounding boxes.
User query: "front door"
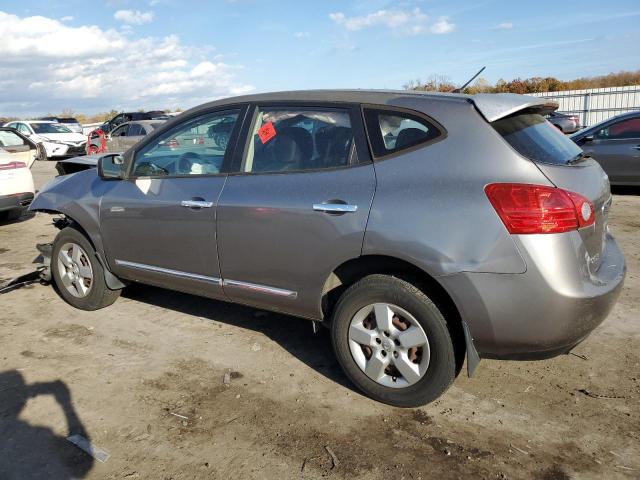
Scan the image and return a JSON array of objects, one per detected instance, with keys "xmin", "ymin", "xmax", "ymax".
[
  {"xmin": 584, "ymin": 116, "xmax": 640, "ymax": 184},
  {"xmin": 99, "ymin": 107, "xmax": 245, "ymax": 298},
  {"xmin": 217, "ymin": 104, "xmax": 376, "ymax": 318}
]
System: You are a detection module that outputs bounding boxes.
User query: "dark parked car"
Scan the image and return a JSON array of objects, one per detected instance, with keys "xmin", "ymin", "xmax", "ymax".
[
  {"xmin": 99, "ymin": 111, "xmax": 166, "ymax": 135},
  {"xmin": 30, "ymin": 90, "xmax": 625, "ymax": 407},
  {"xmin": 571, "ymin": 110, "xmax": 640, "ymax": 186},
  {"xmin": 545, "ymin": 111, "xmax": 581, "ymax": 134}
]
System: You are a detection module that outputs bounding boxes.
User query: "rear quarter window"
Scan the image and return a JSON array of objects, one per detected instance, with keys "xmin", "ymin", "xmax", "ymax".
[
  {"xmin": 363, "ymin": 108, "xmax": 443, "ymax": 158},
  {"xmin": 492, "ymin": 113, "xmax": 582, "ymax": 165}
]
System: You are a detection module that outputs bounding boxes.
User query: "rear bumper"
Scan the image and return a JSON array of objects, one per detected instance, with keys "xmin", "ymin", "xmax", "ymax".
[
  {"xmin": 439, "ymin": 232, "xmax": 626, "ymax": 359},
  {"xmin": 0, "ymin": 192, "xmax": 34, "ymax": 212}
]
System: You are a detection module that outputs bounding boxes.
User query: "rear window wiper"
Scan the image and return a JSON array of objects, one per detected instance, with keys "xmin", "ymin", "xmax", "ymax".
[{"xmin": 567, "ymin": 152, "xmax": 591, "ymax": 164}]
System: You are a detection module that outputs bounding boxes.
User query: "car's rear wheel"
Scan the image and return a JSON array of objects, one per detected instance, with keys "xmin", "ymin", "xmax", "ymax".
[
  {"xmin": 51, "ymin": 227, "xmax": 121, "ymax": 310},
  {"xmin": 331, "ymin": 274, "xmax": 456, "ymax": 407}
]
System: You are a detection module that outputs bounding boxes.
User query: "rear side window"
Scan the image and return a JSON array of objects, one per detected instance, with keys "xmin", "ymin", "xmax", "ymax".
[
  {"xmin": 363, "ymin": 108, "xmax": 442, "ymax": 158},
  {"xmin": 492, "ymin": 113, "xmax": 582, "ymax": 165},
  {"xmin": 242, "ymin": 108, "xmax": 355, "ymax": 173}
]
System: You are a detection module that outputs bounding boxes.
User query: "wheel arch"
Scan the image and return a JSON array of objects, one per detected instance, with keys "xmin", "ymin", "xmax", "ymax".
[
  {"xmin": 320, "ymin": 254, "xmax": 474, "ymax": 375},
  {"xmin": 39, "ymin": 208, "xmax": 126, "ymax": 290}
]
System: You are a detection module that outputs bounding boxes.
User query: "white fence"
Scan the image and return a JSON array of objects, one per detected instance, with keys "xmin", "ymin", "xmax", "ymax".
[{"xmin": 530, "ymin": 85, "xmax": 640, "ymax": 127}]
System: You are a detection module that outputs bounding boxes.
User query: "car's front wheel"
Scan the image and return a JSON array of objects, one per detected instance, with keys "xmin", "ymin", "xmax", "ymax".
[
  {"xmin": 331, "ymin": 274, "xmax": 456, "ymax": 407},
  {"xmin": 51, "ymin": 227, "xmax": 121, "ymax": 310}
]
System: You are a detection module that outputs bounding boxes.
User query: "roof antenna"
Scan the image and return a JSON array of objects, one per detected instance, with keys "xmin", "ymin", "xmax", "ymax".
[{"xmin": 451, "ymin": 66, "xmax": 486, "ymax": 93}]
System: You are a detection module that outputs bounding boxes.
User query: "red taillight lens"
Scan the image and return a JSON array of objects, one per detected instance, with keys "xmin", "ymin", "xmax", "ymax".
[
  {"xmin": 0, "ymin": 161, "xmax": 27, "ymax": 170},
  {"xmin": 485, "ymin": 183, "xmax": 595, "ymax": 234}
]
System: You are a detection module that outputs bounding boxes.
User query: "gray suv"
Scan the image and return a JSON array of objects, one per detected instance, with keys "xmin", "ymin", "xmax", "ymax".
[{"xmin": 30, "ymin": 90, "xmax": 626, "ymax": 407}]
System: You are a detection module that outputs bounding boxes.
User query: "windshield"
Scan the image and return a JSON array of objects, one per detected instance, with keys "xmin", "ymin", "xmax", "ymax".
[
  {"xmin": 492, "ymin": 113, "xmax": 582, "ymax": 165},
  {"xmin": 31, "ymin": 123, "xmax": 72, "ymax": 134}
]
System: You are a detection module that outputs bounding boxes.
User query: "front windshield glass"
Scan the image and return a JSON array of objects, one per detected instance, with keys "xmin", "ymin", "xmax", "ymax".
[{"xmin": 31, "ymin": 123, "xmax": 72, "ymax": 134}]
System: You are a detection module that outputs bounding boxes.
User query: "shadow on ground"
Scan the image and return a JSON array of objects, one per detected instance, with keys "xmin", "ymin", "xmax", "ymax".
[
  {"xmin": 611, "ymin": 185, "xmax": 640, "ymax": 196},
  {"xmin": 122, "ymin": 283, "xmax": 357, "ymax": 392},
  {"xmin": 0, "ymin": 370, "xmax": 94, "ymax": 479}
]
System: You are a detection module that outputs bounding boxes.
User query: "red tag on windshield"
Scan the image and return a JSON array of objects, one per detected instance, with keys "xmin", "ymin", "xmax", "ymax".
[{"xmin": 258, "ymin": 121, "xmax": 276, "ymax": 144}]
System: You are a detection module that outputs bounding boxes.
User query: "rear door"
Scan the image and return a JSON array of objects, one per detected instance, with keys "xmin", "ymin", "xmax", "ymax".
[
  {"xmin": 99, "ymin": 106, "xmax": 247, "ymax": 299},
  {"xmin": 581, "ymin": 115, "xmax": 640, "ymax": 184},
  {"xmin": 216, "ymin": 103, "xmax": 375, "ymax": 319}
]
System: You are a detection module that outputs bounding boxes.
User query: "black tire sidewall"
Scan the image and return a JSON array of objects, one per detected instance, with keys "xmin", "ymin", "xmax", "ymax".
[
  {"xmin": 51, "ymin": 227, "xmax": 111, "ymax": 310},
  {"xmin": 331, "ymin": 275, "xmax": 456, "ymax": 407}
]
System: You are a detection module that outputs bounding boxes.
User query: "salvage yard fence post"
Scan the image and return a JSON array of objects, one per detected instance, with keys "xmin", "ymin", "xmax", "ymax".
[{"xmin": 530, "ymin": 85, "xmax": 640, "ymax": 127}]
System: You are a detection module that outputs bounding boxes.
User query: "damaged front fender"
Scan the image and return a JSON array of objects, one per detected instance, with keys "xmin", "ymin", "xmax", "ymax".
[{"xmin": 29, "ymin": 169, "xmax": 126, "ymax": 290}]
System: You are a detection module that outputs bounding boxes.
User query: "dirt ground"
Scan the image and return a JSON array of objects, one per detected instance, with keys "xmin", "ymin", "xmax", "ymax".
[{"xmin": 0, "ymin": 161, "xmax": 638, "ymax": 479}]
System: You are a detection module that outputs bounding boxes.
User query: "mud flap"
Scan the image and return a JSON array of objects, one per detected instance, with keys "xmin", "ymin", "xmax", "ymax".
[{"xmin": 462, "ymin": 321, "xmax": 481, "ymax": 377}]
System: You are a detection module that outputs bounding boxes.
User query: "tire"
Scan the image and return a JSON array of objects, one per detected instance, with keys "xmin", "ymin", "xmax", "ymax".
[
  {"xmin": 331, "ymin": 274, "xmax": 456, "ymax": 407},
  {"xmin": 51, "ymin": 227, "xmax": 121, "ymax": 310}
]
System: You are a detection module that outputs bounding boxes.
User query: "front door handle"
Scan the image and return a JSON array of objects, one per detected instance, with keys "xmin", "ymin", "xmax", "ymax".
[
  {"xmin": 313, "ymin": 203, "xmax": 358, "ymax": 214},
  {"xmin": 181, "ymin": 200, "xmax": 213, "ymax": 209}
]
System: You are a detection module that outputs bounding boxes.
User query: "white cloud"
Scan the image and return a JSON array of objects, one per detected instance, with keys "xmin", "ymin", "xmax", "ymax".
[
  {"xmin": 114, "ymin": 9, "xmax": 154, "ymax": 25},
  {"xmin": 0, "ymin": 11, "xmax": 252, "ymax": 115},
  {"xmin": 329, "ymin": 8, "xmax": 454, "ymax": 35},
  {"xmin": 60, "ymin": 15, "xmax": 74, "ymax": 22},
  {"xmin": 496, "ymin": 22, "xmax": 513, "ymax": 30},
  {"xmin": 430, "ymin": 17, "xmax": 455, "ymax": 34},
  {"xmin": 293, "ymin": 31, "xmax": 310, "ymax": 38}
]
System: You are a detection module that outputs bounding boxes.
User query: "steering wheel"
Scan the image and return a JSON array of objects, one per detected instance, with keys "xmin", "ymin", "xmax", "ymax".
[
  {"xmin": 177, "ymin": 152, "xmax": 201, "ymax": 174},
  {"xmin": 134, "ymin": 161, "xmax": 169, "ymax": 176}
]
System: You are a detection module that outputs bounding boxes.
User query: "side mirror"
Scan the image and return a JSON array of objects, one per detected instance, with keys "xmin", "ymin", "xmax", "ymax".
[
  {"xmin": 98, "ymin": 154, "xmax": 124, "ymax": 180},
  {"xmin": 583, "ymin": 135, "xmax": 594, "ymax": 143}
]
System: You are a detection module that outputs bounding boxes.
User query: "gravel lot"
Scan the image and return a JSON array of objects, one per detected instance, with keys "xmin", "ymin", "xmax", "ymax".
[{"xmin": 1, "ymin": 161, "xmax": 638, "ymax": 479}]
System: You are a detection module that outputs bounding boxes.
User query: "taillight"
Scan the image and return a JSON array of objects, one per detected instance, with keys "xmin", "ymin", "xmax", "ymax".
[
  {"xmin": 485, "ymin": 183, "xmax": 595, "ymax": 234},
  {"xmin": 0, "ymin": 161, "xmax": 27, "ymax": 170}
]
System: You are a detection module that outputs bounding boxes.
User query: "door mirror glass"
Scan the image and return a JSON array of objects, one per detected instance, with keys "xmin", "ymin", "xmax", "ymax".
[{"xmin": 98, "ymin": 154, "xmax": 124, "ymax": 179}]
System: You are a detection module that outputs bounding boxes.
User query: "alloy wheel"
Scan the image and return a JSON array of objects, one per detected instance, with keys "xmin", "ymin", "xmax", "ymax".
[{"xmin": 348, "ymin": 303, "xmax": 430, "ymax": 388}]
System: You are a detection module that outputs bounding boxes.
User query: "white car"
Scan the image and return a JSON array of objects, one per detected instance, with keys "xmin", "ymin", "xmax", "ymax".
[
  {"xmin": 3, "ymin": 120, "xmax": 87, "ymax": 159},
  {"xmin": 0, "ymin": 127, "xmax": 42, "ymax": 221}
]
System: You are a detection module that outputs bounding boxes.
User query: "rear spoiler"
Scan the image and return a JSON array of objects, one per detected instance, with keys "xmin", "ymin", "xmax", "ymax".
[{"xmin": 471, "ymin": 93, "xmax": 558, "ymax": 123}]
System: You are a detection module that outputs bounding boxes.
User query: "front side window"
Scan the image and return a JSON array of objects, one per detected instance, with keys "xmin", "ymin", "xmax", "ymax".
[
  {"xmin": 364, "ymin": 108, "xmax": 442, "ymax": 157},
  {"xmin": 0, "ymin": 130, "xmax": 26, "ymax": 147},
  {"xmin": 17, "ymin": 123, "xmax": 31, "ymax": 134},
  {"xmin": 242, "ymin": 108, "xmax": 355, "ymax": 173},
  {"xmin": 132, "ymin": 109, "xmax": 240, "ymax": 177},
  {"xmin": 595, "ymin": 117, "xmax": 640, "ymax": 140},
  {"xmin": 111, "ymin": 125, "xmax": 128, "ymax": 137}
]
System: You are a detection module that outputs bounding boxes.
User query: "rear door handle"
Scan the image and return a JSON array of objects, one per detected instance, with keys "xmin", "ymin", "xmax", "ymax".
[
  {"xmin": 313, "ymin": 203, "xmax": 358, "ymax": 214},
  {"xmin": 181, "ymin": 200, "xmax": 213, "ymax": 209}
]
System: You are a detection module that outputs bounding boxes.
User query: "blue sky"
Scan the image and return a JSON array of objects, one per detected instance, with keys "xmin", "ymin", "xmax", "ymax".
[{"xmin": 1, "ymin": 0, "xmax": 639, "ymax": 116}]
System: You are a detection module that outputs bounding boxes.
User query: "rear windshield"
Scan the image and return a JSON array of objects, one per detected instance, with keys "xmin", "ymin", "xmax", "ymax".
[
  {"xmin": 492, "ymin": 113, "xmax": 582, "ymax": 165},
  {"xmin": 59, "ymin": 118, "xmax": 79, "ymax": 124}
]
